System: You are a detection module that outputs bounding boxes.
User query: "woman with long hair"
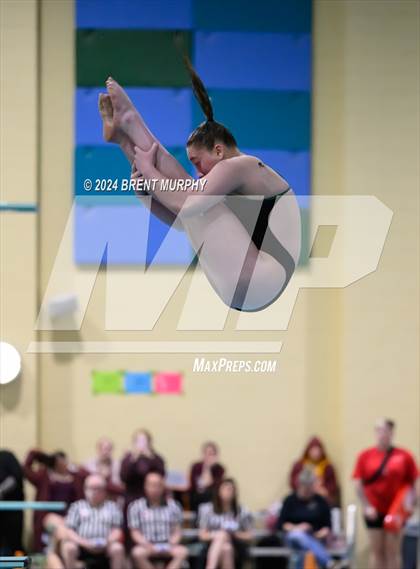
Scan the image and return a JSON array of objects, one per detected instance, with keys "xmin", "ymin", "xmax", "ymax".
[
  {"xmin": 98, "ymin": 55, "xmax": 301, "ymax": 312},
  {"xmin": 198, "ymin": 478, "xmax": 253, "ymax": 569},
  {"xmin": 290, "ymin": 437, "xmax": 340, "ymax": 507}
]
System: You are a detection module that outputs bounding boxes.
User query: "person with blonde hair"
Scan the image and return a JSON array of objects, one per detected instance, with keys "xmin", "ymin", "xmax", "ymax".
[
  {"xmin": 278, "ymin": 469, "xmax": 335, "ymax": 569},
  {"xmin": 84, "ymin": 437, "xmax": 123, "ymax": 498},
  {"xmin": 353, "ymin": 418, "xmax": 418, "ymax": 569}
]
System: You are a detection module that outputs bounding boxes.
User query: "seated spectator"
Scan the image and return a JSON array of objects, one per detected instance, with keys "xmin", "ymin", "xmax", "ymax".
[
  {"xmin": 60, "ymin": 474, "xmax": 124, "ymax": 569},
  {"xmin": 198, "ymin": 478, "xmax": 253, "ymax": 569},
  {"xmin": 84, "ymin": 437, "xmax": 124, "ymax": 498},
  {"xmin": 290, "ymin": 437, "xmax": 340, "ymax": 507},
  {"xmin": 120, "ymin": 429, "xmax": 165, "ymax": 504},
  {"xmin": 278, "ymin": 469, "xmax": 335, "ymax": 569},
  {"xmin": 190, "ymin": 441, "xmax": 225, "ymax": 512},
  {"xmin": 0, "ymin": 449, "xmax": 24, "ymax": 555},
  {"xmin": 128, "ymin": 471, "xmax": 188, "ymax": 569},
  {"xmin": 24, "ymin": 448, "xmax": 86, "ymax": 552}
]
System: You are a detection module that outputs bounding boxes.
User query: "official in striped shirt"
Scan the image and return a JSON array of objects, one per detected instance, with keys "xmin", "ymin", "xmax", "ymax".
[
  {"xmin": 61, "ymin": 474, "xmax": 125, "ymax": 569},
  {"xmin": 128, "ymin": 471, "xmax": 188, "ymax": 569},
  {"xmin": 198, "ymin": 478, "xmax": 253, "ymax": 569}
]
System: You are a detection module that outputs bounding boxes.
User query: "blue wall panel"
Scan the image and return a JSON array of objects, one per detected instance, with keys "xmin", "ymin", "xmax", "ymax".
[
  {"xmin": 75, "ymin": 146, "xmax": 191, "ymax": 198},
  {"xmin": 75, "ymin": 204, "xmax": 193, "ymax": 265},
  {"xmin": 195, "ymin": 32, "xmax": 311, "ymax": 91},
  {"xmin": 193, "ymin": 91, "xmax": 310, "ymax": 151},
  {"xmin": 77, "ymin": 0, "xmax": 193, "ymax": 30},
  {"xmin": 194, "ymin": 0, "xmax": 312, "ymax": 33}
]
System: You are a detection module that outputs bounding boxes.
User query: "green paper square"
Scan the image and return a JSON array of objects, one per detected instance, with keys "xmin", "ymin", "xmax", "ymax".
[{"xmin": 92, "ymin": 370, "xmax": 124, "ymax": 395}]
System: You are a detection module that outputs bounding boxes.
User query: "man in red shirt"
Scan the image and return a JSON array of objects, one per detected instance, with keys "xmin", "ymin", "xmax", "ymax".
[{"xmin": 353, "ymin": 418, "xmax": 418, "ymax": 569}]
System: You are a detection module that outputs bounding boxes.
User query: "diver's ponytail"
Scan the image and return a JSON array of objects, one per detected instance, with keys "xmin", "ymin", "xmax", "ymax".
[
  {"xmin": 182, "ymin": 54, "xmax": 214, "ymax": 123},
  {"xmin": 174, "ymin": 33, "xmax": 214, "ymax": 122},
  {"xmin": 174, "ymin": 32, "xmax": 236, "ymax": 150}
]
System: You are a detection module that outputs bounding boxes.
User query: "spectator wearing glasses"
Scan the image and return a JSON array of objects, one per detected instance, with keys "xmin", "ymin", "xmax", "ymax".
[
  {"xmin": 61, "ymin": 474, "xmax": 124, "ymax": 569},
  {"xmin": 128, "ymin": 471, "xmax": 188, "ymax": 569}
]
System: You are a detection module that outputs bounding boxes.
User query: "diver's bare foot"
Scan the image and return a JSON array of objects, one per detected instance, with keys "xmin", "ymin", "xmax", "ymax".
[
  {"xmin": 98, "ymin": 92, "xmax": 125, "ymax": 143},
  {"xmin": 105, "ymin": 77, "xmax": 140, "ymax": 139}
]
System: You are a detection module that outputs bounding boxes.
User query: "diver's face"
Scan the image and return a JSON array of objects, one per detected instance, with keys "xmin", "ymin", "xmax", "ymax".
[{"xmin": 187, "ymin": 144, "xmax": 222, "ymax": 176}]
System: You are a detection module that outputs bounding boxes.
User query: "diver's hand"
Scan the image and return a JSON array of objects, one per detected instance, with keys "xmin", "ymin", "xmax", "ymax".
[{"xmin": 134, "ymin": 143, "xmax": 158, "ymax": 176}]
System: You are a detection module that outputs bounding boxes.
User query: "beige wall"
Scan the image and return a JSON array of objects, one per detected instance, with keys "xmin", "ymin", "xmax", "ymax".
[
  {"xmin": 0, "ymin": 0, "xmax": 39, "ymax": 457},
  {"xmin": 0, "ymin": 0, "xmax": 418, "ymax": 560},
  {"xmin": 336, "ymin": 0, "xmax": 420, "ymax": 556}
]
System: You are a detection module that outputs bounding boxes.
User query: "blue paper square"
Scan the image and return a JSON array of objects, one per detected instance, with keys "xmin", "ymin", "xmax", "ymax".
[{"xmin": 124, "ymin": 372, "xmax": 153, "ymax": 394}]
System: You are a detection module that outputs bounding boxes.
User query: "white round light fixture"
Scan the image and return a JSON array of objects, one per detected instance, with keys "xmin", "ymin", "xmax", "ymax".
[{"xmin": 0, "ymin": 342, "xmax": 22, "ymax": 385}]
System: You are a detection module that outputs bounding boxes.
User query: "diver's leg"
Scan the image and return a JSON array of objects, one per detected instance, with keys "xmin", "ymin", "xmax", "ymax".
[
  {"xmin": 99, "ymin": 93, "xmax": 182, "ymax": 229},
  {"xmin": 105, "ymin": 78, "xmax": 190, "ymax": 179},
  {"xmin": 182, "ymin": 201, "xmax": 288, "ymax": 311}
]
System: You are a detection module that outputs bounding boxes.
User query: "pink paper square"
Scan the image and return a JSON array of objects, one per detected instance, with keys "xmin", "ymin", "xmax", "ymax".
[{"xmin": 154, "ymin": 372, "xmax": 183, "ymax": 394}]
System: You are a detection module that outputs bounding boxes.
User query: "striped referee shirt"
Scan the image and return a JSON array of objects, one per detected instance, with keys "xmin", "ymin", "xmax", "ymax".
[
  {"xmin": 66, "ymin": 499, "xmax": 123, "ymax": 539},
  {"xmin": 128, "ymin": 497, "xmax": 183, "ymax": 543},
  {"xmin": 198, "ymin": 502, "xmax": 253, "ymax": 532}
]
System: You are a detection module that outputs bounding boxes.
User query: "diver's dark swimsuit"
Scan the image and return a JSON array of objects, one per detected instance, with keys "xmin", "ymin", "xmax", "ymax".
[
  {"xmin": 225, "ymin": 181, "xmax": 296, "ymax": 312},
  {"xmin": 250, "ymin": 187, "xmax": 291, "ymax": 252}
]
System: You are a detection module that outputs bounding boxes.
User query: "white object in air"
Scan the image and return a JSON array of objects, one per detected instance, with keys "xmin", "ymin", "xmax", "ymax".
[
  {"xmin": 48, "ymin": 294, "xmax": 78, "ymax": 319},
  {"xmin": 0, "ymin": 342, "xmax": 22, "ymax": 385}
]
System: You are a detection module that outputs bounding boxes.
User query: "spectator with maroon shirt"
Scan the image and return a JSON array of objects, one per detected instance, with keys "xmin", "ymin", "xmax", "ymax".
[
  {"xmin": 353, "ymin": 418, "xmax": 418, "ymax": 569},
  {"xmin": 290, "ymin": 436, "xmax": 340, "ymax": 507},
  {"xmin": 24, "ymin": 449, "xmax": 87, "ymax": 552},
  {"xmin": 120, "ymin": 429, "xmax": 165, "ymax": 504},
  {"xmin": 189, "ymin": 441, "xmax": 225, "ymax": 512}
]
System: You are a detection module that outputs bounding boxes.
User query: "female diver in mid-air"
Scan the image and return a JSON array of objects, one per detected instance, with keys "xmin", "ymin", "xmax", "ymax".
[{"xmin": 98, "ymin": 56, "xmax": 301, "ymax": 312}]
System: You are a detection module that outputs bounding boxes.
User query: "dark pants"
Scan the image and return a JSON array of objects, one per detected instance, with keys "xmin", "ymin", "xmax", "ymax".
[
  {"xmin": 190, "ymin": 489, "xmax": 213, "ymax": 513},
  {"xmin": 0, "ymin": 511, "xmax": 24, "ymax": 554},
  {"xmin": 79, "ymin": 547, "xmax": 110, "ymax": 569},
  {"xmin": 255, "ymin": 535, "xmax": 288, "ymax": 569},
  {"xmin": 402, "ymin": 533, "xmax": 418, "ymax": 569}
]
